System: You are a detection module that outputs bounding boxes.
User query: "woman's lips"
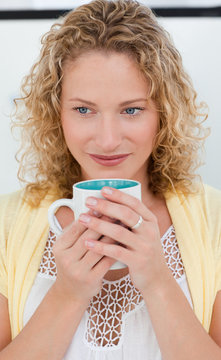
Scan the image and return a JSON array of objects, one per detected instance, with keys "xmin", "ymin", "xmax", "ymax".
[{"xmin": 89, "ymin": 154, "xmax": 130, "ymax": 166}]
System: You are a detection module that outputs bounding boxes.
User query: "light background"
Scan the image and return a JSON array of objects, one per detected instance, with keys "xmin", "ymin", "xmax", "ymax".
[
  {"xmin": 0, "ymin": 12, "xmax": 221, "ymax": 194},
  {"xmin": 1, "ymin": 0, "xmax": 221, "ymax": 10}
]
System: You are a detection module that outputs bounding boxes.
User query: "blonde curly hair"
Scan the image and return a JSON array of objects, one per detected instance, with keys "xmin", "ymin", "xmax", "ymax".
[{"xmin": 13, "ymin": 0, "xmax": 209, "ymax": 206}]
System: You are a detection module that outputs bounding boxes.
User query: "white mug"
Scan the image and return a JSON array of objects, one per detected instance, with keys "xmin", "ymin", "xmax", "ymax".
[{"xmin": 48, "ymin": 178, "xmax": 141, "ymax": 270}]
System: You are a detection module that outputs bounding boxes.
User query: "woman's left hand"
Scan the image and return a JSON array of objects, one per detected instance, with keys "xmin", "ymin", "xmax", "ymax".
[{"xmin": 78, "ymin": 186, "xmax": 172, "ymax": 295}]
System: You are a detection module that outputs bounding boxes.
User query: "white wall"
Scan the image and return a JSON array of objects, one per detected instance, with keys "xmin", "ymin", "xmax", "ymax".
[
  {"xmin": 1, "ymin": 1, "xmax": 221, "ymax": 9},
  {"xmin": 0, "ymin": 17, "xmax": 221, "ymax": 195}
]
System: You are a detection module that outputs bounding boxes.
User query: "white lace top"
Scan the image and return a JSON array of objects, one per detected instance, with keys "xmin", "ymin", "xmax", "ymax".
[{"xmin": 23, "ymin": 225, "xmax": 193, "ymax": 359}]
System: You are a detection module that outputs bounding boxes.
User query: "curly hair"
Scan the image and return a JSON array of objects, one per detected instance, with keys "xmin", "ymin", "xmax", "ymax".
[{"xmin": 13, "ymin": 0, "xmax": 209, "ymax": 206}]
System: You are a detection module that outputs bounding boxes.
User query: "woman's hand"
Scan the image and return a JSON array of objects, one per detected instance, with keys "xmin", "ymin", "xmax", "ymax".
[
  {"xmin": 52, "ymin": 217, "xmax": 116, "ymax": 307},
  {"xmin": 79, "ymin": 187, "xmax": 172, "ymax": 295}
]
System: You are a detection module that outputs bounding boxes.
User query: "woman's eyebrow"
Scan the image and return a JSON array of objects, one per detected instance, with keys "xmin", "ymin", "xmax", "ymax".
[{"xmin": 68, "ymin": 97, "xmax": 147, "ymax": 106}]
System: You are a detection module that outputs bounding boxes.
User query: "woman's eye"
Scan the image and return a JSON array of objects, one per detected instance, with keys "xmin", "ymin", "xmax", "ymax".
[
  {"xmin": 73, "ymin": 106, "xmax": 144, "ymax": 116},
  {"xmin": 73, "ymin": 107, "xmax": 91, "ymax": 115},
  {"xmin": 124, "ymin": 107, "xmax": 143, "ymax": 115}
]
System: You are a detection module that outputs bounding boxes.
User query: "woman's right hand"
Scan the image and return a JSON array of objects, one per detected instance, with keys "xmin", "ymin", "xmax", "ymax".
[{"xmin": 52, "ymin": 218, "xmax": 116, "ymax": 307}]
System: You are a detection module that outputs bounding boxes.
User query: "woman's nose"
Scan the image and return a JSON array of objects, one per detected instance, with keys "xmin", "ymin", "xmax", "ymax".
[{"xmin": 95, "ymin": 116, "xmax": 122, "ymax": 152}]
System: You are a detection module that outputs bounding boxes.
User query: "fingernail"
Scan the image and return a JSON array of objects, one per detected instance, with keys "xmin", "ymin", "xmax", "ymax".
[
  {"xmin": 79, "ymin": 214, "xmax": 91, "ymax": 223},
  {"xmin": 102, "ymin": 187, "xmax": 113, "ymax": 195},
  {"xmin": 93, "ymin": 210, "xmax": 102, "ymax": 217},
  {"xmin": 85, "ymin": 240, "xmax": 95, "ymax": 248},
  {"xmin": 86, "ymin": 197, "xmax": 98, "ymax": 206}
]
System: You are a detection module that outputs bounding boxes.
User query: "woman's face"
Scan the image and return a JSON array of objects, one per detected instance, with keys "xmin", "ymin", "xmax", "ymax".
[{"xmin": 61, "ymin": 51, "xmax": 159, "ymax": 186}]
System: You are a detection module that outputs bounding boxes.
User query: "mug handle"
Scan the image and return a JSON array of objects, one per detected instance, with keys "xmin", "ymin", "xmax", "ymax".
[
  {"xmin": 48, "ymin": 198, "xmax": 75, "ymax": 236},
  {"xmin": 48, "ymin": 198, "xmax": 128, "ymax": 270}
]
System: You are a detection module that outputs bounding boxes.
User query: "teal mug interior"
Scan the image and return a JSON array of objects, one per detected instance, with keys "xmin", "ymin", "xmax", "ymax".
[{"xmin": 75, "ymin": 179, "xmax": 138, "ymax": 191}]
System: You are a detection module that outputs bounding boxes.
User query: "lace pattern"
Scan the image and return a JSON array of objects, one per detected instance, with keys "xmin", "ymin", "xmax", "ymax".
[
  {"xmin": 85, "ymin": 275, "xmax": 143, "ymax": 348},
  {"xmin": 161, "ymin": 225, "xmax": 184, "ymax": 279},
  {"xmin": 38, "ymin": 230, "xmax": 57, "ymax": 279},
  {"xmin": 38, "ymin": 225, "xmax": 184, "ymax": 349}
]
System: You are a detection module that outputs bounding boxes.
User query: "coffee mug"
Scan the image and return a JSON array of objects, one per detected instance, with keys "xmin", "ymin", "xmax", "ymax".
[{"xmin": 48, "ymin": 178, "xmax": 141, "ymax": 270}]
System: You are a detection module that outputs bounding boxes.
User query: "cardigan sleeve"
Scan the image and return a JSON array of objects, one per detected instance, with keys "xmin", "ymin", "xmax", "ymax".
[
  {"xmin": 0, "ymin": 245, "xmax": 7, "ymax": 298},
  {"xmin": 217, "ymin": 255, "xmax": 221, "ymax": 292},
  {"xmin": 212, "ymin": 188, "xmax": 221, "ymax": 292},
  {"xmin": 215, "ymin": 226, "xmax": 221, "ymax": 292},
  {"xmin": 205, "ymin": 185, "xmax": 221, "ymax": 292},
  {"xmin": 0, "ymin": 190, "xmax": 24, "ymax": 298},
  {"xmin": 0, "ymin": 194, "xmax": 10, "ymax": 298}
]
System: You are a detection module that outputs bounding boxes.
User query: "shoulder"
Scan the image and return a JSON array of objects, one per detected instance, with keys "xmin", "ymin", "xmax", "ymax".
[
  {"xmin": 0, "ymin": 188, "xmax": 56, "ymax": 236},
  {"xmin": 0, "ymin": 189, "xmax": 25, "ymax": 203},
  {"xmin": 0, "ymin": 187, "xmax": 58, "ymax": 213},
  {"xmin": 182, "ymin": 183, "xmax": 221, "ymax": 251},
  {"xmin": 0, "ymin": 188, "xmax": 56, "ymax": 252},
  {"xmin": 202, "ymin": 183, "xmax": 221, "ymax": 209},
  {"xmin": 0, "ymin": 189, "xmax": 26, "ymax": 242},
  {"xmin": 186, "ymin": 183, "xmax": 221, "ymax": 220},
  {"xmin": 168, "ymin": 182, "xmax": 221, "ymax": 215},
  {"xmin": 165, "ymin": 182, "xmax": 221, "ymax": 240},
  {"xmin": 0, "ymin": 189, "xmax": 26, "ymax": 217},
  {"xmin": 193, "ymin": 182, "xmax": 221, "ymax": 202}
]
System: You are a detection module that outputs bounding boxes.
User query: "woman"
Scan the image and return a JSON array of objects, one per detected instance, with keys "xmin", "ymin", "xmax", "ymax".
[{"xmin": 0, "ymin": 0, "xmax": 220, "ymax": 359}]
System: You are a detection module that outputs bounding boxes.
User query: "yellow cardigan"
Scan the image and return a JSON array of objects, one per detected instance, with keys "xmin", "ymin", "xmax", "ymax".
[{"xmin": 0, "ymin": 184, "xmax": 220, "ymax": 339}]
